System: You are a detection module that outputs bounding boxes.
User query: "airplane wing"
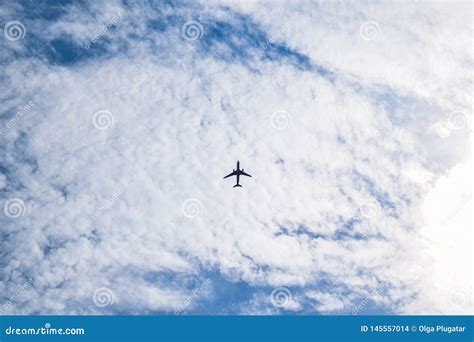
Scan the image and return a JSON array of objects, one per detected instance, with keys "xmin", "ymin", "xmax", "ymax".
[
  {"xmin": 223, "ymin": 170, "xmax": 238, "ymax": 179},
  {"xmin": 240, "ymin": 171, "xmax": 252, "ymax": 177}
]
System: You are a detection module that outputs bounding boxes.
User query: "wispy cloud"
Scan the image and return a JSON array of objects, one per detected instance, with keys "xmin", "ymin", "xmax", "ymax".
[{"xmin": 0, "ymin": 0, "xmax": 471, "ymax": 315}]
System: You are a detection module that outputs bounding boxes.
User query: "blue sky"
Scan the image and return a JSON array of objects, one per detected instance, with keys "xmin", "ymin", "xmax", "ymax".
[{"xmin": 0, "ymin": 0, "xmax": 472, "ymax": 315}]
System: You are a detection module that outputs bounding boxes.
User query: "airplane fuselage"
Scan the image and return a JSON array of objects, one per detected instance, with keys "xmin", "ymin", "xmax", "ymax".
[{"xmin": 235, "ymin": 161, "xmax": 242, "ymax": 186}]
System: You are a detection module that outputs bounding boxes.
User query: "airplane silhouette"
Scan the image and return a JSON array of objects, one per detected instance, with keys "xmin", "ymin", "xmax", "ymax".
[{"xmin": 223, "ymin": 161, "xmax": 252, "ymax": 188}]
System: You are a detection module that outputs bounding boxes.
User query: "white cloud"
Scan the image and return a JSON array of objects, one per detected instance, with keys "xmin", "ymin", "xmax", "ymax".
[
  {"xmin": 0, "ymin": 0, "xmax": 471, "ymax": 315},
  {"xmin": 403, "ymin": 157, "xmax": 473, "ymax": 314},
  {"xmin": 306, "ymin": 291, "xmax": 346, "ymax": 313}
]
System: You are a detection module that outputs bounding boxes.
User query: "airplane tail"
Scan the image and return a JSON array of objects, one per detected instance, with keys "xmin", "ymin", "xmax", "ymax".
[{"xmin": 233, "ymin": 184, "xmax": 242, "ymax": 188}]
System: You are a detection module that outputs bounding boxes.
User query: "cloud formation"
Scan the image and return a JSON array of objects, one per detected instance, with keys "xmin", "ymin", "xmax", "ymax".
[{"xmin": 0, "ymin": 0, "xmax": 472, "ymax": 315}]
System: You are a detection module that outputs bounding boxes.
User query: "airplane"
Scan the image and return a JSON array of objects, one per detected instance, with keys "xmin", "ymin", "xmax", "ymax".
[{"xmin": 223, "ymin": 161, "xmax": 252, "ymax": 188}]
